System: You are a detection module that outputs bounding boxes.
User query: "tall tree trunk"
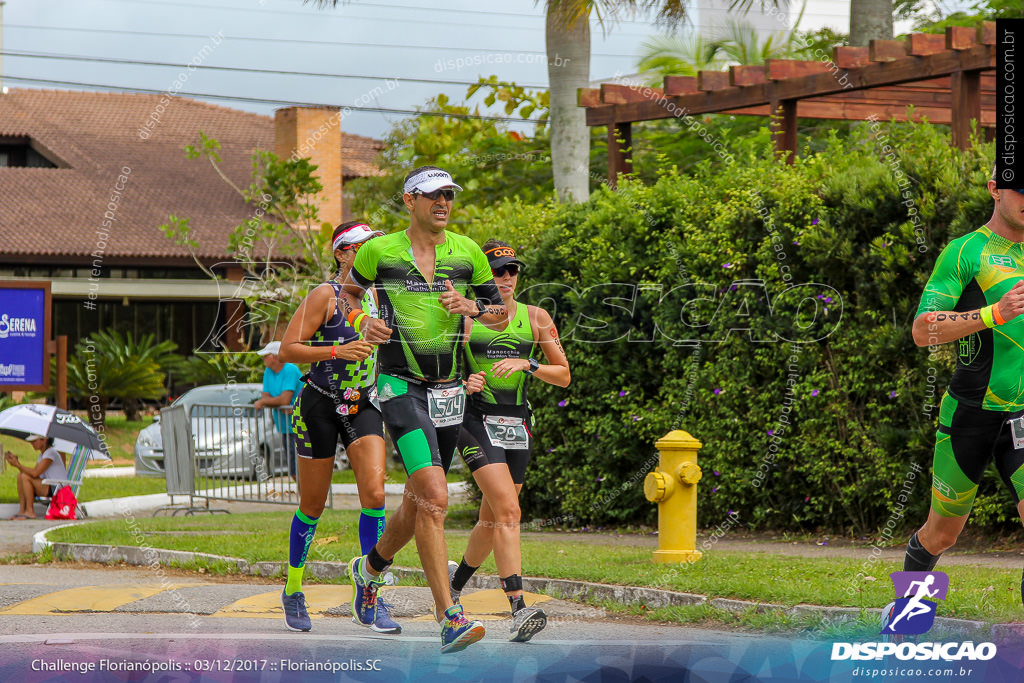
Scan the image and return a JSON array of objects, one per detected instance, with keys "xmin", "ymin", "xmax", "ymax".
[
  {"xmin": 546, "ymin": 6, "xmax": 591, "ymax": 203},
  {"xmin": 849, "ymin": 0, "xmax": 893, "ymax": 47},
  {"xmin": 124, "ymin": 398, "xmax": 142, "ymax": 423}
]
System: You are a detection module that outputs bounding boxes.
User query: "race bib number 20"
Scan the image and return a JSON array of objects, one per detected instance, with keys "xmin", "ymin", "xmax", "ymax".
[
  {"xmin": 428, "ymin": 386, "xmax": 466, "ymax": 427},
  {"xmin": 1010, "ymin": 416, "xmax": 1024, "ymax": 450},
  {"xmin": 484, "ymin": 415, "xmax": 529, "ymax": 449}
]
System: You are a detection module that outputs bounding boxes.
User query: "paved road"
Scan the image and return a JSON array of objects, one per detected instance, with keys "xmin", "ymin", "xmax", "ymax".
[{"xmin": 0, "ymin": 565, "xmax": 838, "ymax": 683}]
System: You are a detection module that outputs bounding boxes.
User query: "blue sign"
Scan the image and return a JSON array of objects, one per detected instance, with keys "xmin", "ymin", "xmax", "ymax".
[{"xmin": 0, "ymin": 285, "xmax": 48, "ymax": 388}]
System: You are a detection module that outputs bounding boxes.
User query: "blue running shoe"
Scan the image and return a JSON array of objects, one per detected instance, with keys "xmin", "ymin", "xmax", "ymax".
[
  {"xmin": 281, "ymin": 589, "xmax": 311, "ymax": 632},
  {"xmin": 349, "ymin": 555, "xmax": 381, "ymax": 627},
  {"xmin": 371, "ymin": 597, "xmax": 402, "ymax": 634},
  {"xmin": 440, "ymin": 604, "xmax": 485, "ymax": 654},
  {"xmin": 431, "ymin": 562, "xmax": 464, "ymax": 622}
]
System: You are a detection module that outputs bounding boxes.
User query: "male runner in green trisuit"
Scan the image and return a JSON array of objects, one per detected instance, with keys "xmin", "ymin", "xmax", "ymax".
[
  {"xmin": 891, "ymin": 168, "xmax": 1024, "ymax": 626},
  {"xmin": 340, "ymin": 166, "xmax": 506, "ymax": 653}
]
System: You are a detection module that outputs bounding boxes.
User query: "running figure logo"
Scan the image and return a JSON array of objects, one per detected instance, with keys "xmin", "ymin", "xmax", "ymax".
[{"xmin": 882, "ymin": 571, "xmax": 949, "ymax": 635}]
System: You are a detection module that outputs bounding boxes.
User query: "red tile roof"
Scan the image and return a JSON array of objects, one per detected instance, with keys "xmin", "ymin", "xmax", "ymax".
[{"xmin": 0, "ymin": 88, "xmax": 383, "ymax": 265}]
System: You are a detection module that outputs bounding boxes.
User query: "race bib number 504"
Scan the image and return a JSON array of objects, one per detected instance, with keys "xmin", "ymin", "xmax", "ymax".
[{"xmin": 428, "ymin": 386, "xmax": 465, "ymax": 427}]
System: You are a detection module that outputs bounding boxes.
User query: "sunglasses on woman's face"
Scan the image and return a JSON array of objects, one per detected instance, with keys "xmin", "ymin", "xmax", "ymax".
[
  {"xmin": 339, "ymin": 242, "xmax": 362, "ymax": 252},
  {"xmin": 414, "ymin": 188, "xmax": 455, "ymax": 201},
  {"xmin": 492, "ymin": 265, "xmax": 520, "ymax": 278}
]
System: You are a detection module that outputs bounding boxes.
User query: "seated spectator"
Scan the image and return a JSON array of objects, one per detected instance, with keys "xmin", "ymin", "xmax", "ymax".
[{"xmin": 5, "ymin": 434, "xmax": 67, "ymax": 520}]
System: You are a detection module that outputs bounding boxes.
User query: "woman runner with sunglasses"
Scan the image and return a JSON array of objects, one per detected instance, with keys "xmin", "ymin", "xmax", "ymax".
[
  {"xmin": 276, "ymin": 222, "xmax": 399, "ymax": 634},
  {"xmin": 447, "ymin": 239, "xmax": 571, "ymax": 642}
]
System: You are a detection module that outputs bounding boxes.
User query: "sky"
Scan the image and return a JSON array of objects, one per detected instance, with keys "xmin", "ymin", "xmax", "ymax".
[{"xmin": 0, "ymin": 0, "xmax": 966, "ymax": 140}]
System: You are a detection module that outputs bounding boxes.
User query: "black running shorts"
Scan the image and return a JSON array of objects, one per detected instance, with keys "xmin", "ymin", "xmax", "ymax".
[
  {"xmin": 457, "ymin": 403, "xmax": 532, "ymax": 485},
  {"xmin": 293, "ymin": 386, "xmax": 383, "ymax": 460}
]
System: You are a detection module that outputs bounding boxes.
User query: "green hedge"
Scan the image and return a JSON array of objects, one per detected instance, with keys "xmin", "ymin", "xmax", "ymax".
[{"xmin": 513, "ymin": 121, "xmax": 998, "ymax": 535}]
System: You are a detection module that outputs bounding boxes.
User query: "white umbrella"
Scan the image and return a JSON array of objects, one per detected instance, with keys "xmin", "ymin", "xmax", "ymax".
[{"xmin": 0, "ymin": 404, "xmax": 111, "ymax": 461}]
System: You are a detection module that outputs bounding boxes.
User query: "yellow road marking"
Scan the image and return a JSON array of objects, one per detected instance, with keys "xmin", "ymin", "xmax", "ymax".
[
  {"xmin": 410, "ymin": 589, "xmax": 552, "ymax": 622},
  {"xmin": 0, "ymin": 585, "xmax": 550, "ymax": 621},
  {"xmin": 463, "ymin": 589, "xmax": 551, "ymax": 614},
  {"xmin": 0, "ymin": 584, "xmax": 202, "ymax": 615},
  {"xmin": 213, "ymin": 585, "xmax": 354, "ymax": 618},
  {"xmin": 209, "ymin": 585, "xmax": 419, "ymax": 619}
]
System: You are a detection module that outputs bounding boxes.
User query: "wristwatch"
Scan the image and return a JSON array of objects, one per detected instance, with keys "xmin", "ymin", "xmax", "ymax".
[
  {"xmin": 525, "ymin": 358, "xmax": 540, "ymax": 375},
  {"xmin": 470, "ymin": 299, "xmax": 487, "ymax": 319}
]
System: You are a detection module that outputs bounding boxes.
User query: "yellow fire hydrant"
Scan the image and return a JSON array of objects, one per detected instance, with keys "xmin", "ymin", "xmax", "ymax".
[{"xmin": 643, "ymin": 430, "xmax": 703, "ymax": 563}]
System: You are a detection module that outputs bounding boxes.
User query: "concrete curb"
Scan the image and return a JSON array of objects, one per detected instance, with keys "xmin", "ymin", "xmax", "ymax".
[
  {"xmin": 30, "ymin": 534, "xmax": 1005, "ymax": 639},
  {"xmin": 83, "ymin": 466, "xmax": 135, "ymax": 478},
  {"xmin": 32, "ymin": 522, "xmax": 77, "ymax": 553},
  {"xmin": 49, "ymin": 542, "xmax": 251, "ymax": 574}
]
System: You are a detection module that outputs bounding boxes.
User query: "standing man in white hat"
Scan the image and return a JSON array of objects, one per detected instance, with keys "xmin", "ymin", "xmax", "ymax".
[{"xmin": 255, "ymin": 341, "xmax": 304, "ymax": 480}]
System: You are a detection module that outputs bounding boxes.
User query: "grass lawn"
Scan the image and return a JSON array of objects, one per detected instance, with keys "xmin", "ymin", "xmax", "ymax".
[
  {"xmin": 42, "ymin": 510, "xmax": 1024, "ymax": 625},
  {"xmin": 0, "ymin": 468, "xmax": 168, "ymax": 504}
]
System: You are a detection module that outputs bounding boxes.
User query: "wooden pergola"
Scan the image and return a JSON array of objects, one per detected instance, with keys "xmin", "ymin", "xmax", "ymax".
[{"xmin": 580, "ymin": 23, "xmax": 998, "ymax": 187}]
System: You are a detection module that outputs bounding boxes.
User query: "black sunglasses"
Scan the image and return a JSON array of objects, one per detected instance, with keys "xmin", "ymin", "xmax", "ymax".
[
  {"xmin": 413, "ymin": 188, "xmax": 455, "ymax": 201},
  {"xmin": 492, "ymin": 264, "xmax": 521, "ymax": 277}
]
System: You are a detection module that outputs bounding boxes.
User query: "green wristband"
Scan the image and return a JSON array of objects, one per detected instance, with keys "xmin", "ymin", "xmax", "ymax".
[{"xmin": 980, "ymin": 304, "xmax": 996, "ymax": 329}]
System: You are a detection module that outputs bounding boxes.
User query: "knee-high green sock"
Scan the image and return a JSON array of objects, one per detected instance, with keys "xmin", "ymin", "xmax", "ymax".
[{"xmin": 285, "ymin": 509, "xmax": 319, "ymax": 595}]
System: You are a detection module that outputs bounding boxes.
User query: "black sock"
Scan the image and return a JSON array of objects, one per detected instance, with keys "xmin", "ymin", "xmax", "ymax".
[
  {"xmin": 367, "ymin": 546, "xmax": 392, "ymax": 574},
  {"xmin": 904, "ymin": 531, "xmax": 941, "ymax": 572},
  {"xmin": 451, "ymin": 557, "xmax": 478, "ymax": 591},
  {"xmin": 509, "ymin": 594, "xmax": 526, "ymax": 613},
  {"xmin": 500, "ymin": 574, "xmax": 523, "ymax": 593}
]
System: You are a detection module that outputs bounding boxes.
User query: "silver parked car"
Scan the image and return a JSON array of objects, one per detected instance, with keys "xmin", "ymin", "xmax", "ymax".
[{"xmin": 134, "ymin": 383, "xmax": 287, "ymax": 479}]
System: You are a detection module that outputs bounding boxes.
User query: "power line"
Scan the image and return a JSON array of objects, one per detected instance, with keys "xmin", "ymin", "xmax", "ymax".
[
  {"xmin": 100, "ymin": 0, "xmax": 550, "ymax": 35},
  {"xmin": 4, "ymin": 24, "xmax": 638, "ymax": 58},
  {"xmin": 0, "ymin": 50, "xmax": 549, "ymax": 90},
  {"xmin": 109, "ymin": 0, "xmax": 667, "ymax": 33},
  {"xmin": 2, "ymin": 75, "xmax": 543, "ymax": 124}
]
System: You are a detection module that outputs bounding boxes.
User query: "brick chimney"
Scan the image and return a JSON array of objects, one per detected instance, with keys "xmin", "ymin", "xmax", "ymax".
[{"xmin": 274, "ymin": 106, "xmax": 343, "ymax": 228}]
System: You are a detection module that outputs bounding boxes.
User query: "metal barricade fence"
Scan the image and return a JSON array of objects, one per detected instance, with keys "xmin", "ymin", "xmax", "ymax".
[
  {"xmin": 159, "ymin": 403, "xmax": 194, "ymax": 497},
  {"xmin": 159, "ymin": 402, "xmax": 330, "ymax": 513}
]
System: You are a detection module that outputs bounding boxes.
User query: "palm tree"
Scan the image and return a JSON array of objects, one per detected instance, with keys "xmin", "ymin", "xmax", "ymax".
[
  {"xmin": 729, "ymin": 0, "xmax": 893, "ymax": 46},
  {"xmin": 637, "ymin": 2, "xmax": 811, "ymax": 85},
  {"xmin": 708, "ymin": 15, "xmax": 809, "ymax": 64},
  {"xmin": 66, "ymin": 330, "xmax": 178, "ymax": 428},
  {"xmin": 540, "ymin": 1, "xmax": 689, "ymax": 202},
  {"xmin": 304, "ymin": 1, "xmax": 688, "ymax": 204},
  {"xmin": 850, "ymin": 0, "xmax": 893, "ymax": 46},
  {"xmin": 637, "ymin": 33, "xmax": 724, "ymax": 83}
]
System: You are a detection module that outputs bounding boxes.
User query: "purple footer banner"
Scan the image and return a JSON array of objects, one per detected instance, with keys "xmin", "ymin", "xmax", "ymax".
[{"xmin": 2, "ymin": 631, "xmax": 1024, "ymax": 682}]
